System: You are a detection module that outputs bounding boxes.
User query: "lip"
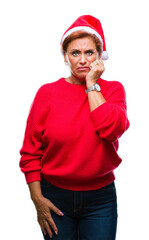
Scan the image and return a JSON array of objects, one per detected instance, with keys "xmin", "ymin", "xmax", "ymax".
[{"xmin": 77, "ymin": 67, "xmax": 89, "ymax": 71}]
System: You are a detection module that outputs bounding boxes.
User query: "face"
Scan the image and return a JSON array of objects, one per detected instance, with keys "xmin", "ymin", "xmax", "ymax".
[{"xmin": 64, "ymin": 37, "xmax": 99, "ymax": 81}]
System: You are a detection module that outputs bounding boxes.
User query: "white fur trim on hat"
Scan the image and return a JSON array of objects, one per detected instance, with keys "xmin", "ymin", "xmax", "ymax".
[{"xmin": 61, "ymin": 26, "xmax": 103, "ymax": 50}]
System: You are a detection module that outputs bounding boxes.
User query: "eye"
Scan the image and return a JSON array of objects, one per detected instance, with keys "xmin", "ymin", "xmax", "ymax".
[
  {"xmin": 86, "ymin": 50, "xmax": 94, "ymax": 56},
  {"xmin": 71, "ymin": 51, "xmax": 80, "ymax": 57}
]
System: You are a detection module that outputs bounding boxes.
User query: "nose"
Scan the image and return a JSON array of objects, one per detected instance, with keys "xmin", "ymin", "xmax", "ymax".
[{"xmin": 79, "ymin": 54, "xmax": 87, "ymax": 65}]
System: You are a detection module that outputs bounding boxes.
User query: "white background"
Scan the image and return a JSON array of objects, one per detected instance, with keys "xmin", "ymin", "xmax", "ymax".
[{"xmin": 0, "ymin": 0, "xmax": 149, "ymax": 239}]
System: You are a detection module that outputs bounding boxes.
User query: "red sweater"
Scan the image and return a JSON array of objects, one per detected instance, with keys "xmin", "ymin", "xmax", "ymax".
[{"xmin": 19, "ymin": 77, "xmax": 130, "ymax": 190}]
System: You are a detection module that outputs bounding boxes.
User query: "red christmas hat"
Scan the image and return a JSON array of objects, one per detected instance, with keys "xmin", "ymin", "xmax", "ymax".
[{"xmin": 61, "ymin": 15, "xmax": 109, "ymax": 60}]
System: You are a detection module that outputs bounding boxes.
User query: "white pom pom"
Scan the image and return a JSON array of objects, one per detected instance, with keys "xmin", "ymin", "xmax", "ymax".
[{"xmin": 101, "ymin": 51, "xmax": 109, "ymax": 60}]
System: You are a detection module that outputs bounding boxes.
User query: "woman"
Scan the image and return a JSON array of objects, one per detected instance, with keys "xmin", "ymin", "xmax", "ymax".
[{"xmin": 19, "ymin": 15, "xmax": 130, "ymax": 240}]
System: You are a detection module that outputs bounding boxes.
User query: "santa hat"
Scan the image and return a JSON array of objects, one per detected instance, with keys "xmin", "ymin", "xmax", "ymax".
[{"xmin": 61, "ymin": 15, "xmax": 109, "ymax": 60}]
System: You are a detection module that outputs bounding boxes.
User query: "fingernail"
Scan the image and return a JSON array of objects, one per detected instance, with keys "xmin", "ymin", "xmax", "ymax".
[
  {"xmin": 59, "ymin": 211, "xmax": 64, "ymax": 216},
  {"xmin": 55, "ymin": 230, "xmax": 58, "ymax": 235}
]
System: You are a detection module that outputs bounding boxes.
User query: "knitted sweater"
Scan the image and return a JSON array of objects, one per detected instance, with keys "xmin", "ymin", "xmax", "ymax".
[{"xmin": 19, "ymin": 77, "xmax": 130, "ymax": 190}]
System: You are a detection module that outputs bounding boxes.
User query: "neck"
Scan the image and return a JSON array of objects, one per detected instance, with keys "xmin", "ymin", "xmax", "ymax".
[{"xmin": 66, "ymin": 74, "xmax": 86, "ymax": 85}]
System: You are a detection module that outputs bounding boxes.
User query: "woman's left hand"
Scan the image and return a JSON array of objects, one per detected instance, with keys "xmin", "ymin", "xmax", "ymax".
[{"xmin": 86, "ymin": 59, "xmax": 105, "ymax": 87}]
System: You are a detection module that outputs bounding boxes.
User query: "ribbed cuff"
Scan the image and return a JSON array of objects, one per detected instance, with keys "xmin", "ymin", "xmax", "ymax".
[{"xmin": 25, "ymin": 171, "xmax": 41, "ymax": 184}]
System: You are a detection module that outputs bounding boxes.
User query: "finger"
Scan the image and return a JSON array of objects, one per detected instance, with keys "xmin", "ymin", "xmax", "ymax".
[
  {"xmin": 95, "ymin": 60, "xmax": 100, "ymax": 65},
  {"xmin": 92, "ymin": 61, "xmax": 100, "ymax": 68},
  {"xmin": 47, "ymin": 215, "xmax": 58, "ymax": 235},
  {"xmin": 94, "ymin": 59, "xmax": 105, "ymax": 71},
  {"xmin": 43, "ymin": 220, "xmax": 53, "ymax": 239},
  {"xmin": 38, "ymin": 218, "xmax": 47, "ymax": 236},
  {"xmin": 50, "ymin": 202, "xmax": 64, "ymax": 216},
  {"xmin": 99, "ymin": 60, "xmax": 105, "ymax": 71},
  {"xmin": 89, "ymin": 62, "xmax": 96, "ymax": 70},
  {"xmin": 98, "ymin": 58, "xmax": 104, "ymax": 67},
  {"xmin": 89, "ymin": 61, "xmax": 94, "ymax": 68}
]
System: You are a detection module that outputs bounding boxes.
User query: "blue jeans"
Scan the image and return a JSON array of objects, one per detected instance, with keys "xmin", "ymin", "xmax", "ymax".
[{"xmin": 41, "ymin": 177, "xmax": 117, "ymax": 240}]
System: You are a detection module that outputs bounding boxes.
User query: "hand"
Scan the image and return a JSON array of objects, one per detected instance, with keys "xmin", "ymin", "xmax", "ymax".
[
  {"xmin": 86, "ymin": 59, "xmax": 105, "ymax": 87},
  {"xmin": 33, "ymin": 196, "xmax": 64, "ymax": 238}
]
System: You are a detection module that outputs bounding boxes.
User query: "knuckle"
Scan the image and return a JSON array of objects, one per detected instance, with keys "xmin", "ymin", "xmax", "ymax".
[{"xmin": 45, "ymin": 212, "xmax": 51, "ymax": 218}]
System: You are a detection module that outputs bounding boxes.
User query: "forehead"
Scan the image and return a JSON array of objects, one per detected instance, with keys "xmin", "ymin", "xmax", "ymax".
[{"xmin": 67, "ymin": 37, "xmax": 96, "ymax": 51}]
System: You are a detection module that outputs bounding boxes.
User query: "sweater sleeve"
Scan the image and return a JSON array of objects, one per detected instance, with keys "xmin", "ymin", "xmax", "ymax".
[
  {"xmin": 90, "ymin": 81, "xmax": 130, "ymax": 142},
  {"xmin": 19, "ymin": 86, "xmax": 47, "ymax": 184}
]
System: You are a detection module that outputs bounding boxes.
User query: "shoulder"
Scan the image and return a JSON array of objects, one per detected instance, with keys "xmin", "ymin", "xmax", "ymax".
[
  {"xmin": 34, "ymin": 78, "xmax": 63, "ymax": 100},
  {"xmin": 99, "ymin": 78, "xmax": 125, "ymax": 89},
  {"xmin": 98, "ymin": 78, "xmax": 127, "ymax": 100},
  {"xmin": 36, "ymin": 78, "xmax": 63, "ymax": 94},
  {"xmin": 99, "ymin": 78, "xmax": 126, "ymax": 93},
  {"xmin": 27, "ymin": 79, "xmax": 63, "ymax": 121}
]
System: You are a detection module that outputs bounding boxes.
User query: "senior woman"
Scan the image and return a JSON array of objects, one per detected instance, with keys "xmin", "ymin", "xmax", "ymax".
[{"xmin": 19, "ymin": 15, "xmax": 130, "ymax": 240}]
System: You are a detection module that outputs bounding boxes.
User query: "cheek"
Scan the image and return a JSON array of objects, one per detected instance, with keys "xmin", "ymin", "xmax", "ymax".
[
  {"xmin": 89, "ymin": 55, "xmax": 97, "ymax": 62},
  {"xmin": 68, "ymin": 58, "xmax": 78, "ymax": 68}
]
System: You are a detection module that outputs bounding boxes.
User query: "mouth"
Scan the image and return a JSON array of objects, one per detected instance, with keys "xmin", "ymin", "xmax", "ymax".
[{"xmin": 77, "ymin": 67, "xmax": 89, "ymax": 71}]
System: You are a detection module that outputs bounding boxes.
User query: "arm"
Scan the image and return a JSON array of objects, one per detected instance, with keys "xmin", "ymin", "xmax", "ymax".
[
  {"xmin": 86, "ymin": 58, "xmax": 106, "ymax": 111},
  {"xmin": 87, "ymin": 90, "xmax": 106, "ymax": 111},
  {"xmin": 28, "ymin": 181, "xmax": 43, "ymax": 202},
  {"xmin": 19, "ymin": 87, "xmax": 64, "ymax": 238},
  {"xmin": 19, "ymin": 85, "xmax": 48, "ymax": 183},
  {"xmin": 86, "ymin": 59, "xmax": 130, "ymax": 142}
]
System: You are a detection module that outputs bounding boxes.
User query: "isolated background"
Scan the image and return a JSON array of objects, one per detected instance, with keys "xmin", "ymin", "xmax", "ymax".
[{"xmin": 0, "ymin": 0, "xmax": 149, "ymax": 239}]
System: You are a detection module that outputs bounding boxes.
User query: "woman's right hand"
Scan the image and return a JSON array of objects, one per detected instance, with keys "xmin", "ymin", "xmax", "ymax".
[{"xmin": 33, "ymin": 195, "xmax": 64, "ymax": 238}]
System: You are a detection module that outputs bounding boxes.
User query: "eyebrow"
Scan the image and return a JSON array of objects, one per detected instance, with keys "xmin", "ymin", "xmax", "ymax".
[{"xmin": 70, "ymin": 49, "xmax": 96, "ymax": 52}]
